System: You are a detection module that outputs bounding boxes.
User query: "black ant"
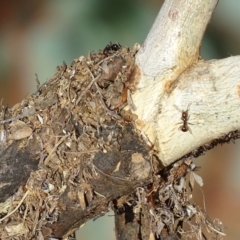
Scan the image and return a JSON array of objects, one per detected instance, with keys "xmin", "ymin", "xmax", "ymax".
[
  {"xmin": 103, "ymin": 41, "xmax": 121, "ymax": 56},
  {"xmin": 174, "ymin": 104, "xmax": 193, "ymax": 134}
]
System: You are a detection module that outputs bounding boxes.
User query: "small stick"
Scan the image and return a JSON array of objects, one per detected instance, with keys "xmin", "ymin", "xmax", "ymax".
[
  {"xmin": 75, "ymin": 68, "xmax": 100, "ymax": 105},
  {"xmin": 0, "ymin": 190, "xmax": 29, "ymax": 223},
  {"xmin": 35, "ymin": 73, "xmax": 40, "ymax": 90},
  {"xmin": 44, "ymin": 134, "xmax": 69, "ymax": 165}
]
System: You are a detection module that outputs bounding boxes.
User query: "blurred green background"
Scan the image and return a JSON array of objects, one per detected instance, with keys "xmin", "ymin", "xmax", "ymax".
[{"xmin": 0, "ymin": 1, "xmax": 240, "ymax": 239}]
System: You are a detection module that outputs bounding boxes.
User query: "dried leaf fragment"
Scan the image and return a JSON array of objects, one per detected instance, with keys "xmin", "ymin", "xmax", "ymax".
[
  {"xmin": 5, "ymin": 222, "xmax": 27, "ymax": 236},
  {"xmin": 9, "ymin": 120, "xmax": 33, "ymax": 140},
  {"xmin": 192, "ymin": 172, "xmax": 204, "ymax": 187}
]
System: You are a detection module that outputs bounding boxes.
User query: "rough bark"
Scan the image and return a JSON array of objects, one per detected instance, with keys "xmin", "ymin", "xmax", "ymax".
[
  {"xmin": 0, "ymin": 0, "xmax": 237, "ymax": 239},
  {"xmin": 0, "ymin": 139, "xmax": 40, "ymax": 202},
  {"xmin": 0, "ymin": 47, "xmax": 153, "ymax": 239}
]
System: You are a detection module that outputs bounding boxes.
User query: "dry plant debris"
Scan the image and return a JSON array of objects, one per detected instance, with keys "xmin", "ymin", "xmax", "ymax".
[
  {"xmin": 0, "ymin": 43, "xmax": 230, "ymax": 239},
  {"xmin": 0, "ymin": 43, "xmax": 147, "ymax": 239},
  {"xmin": 114, "ymin": 159, "xmax": 226, "ymax": 240}
]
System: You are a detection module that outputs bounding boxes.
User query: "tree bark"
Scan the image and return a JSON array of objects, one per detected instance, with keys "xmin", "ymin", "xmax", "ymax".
[
  {"xmin": 0, "ymin": 47, "xmax": 157, "ymax": 239},
  {"xmin": 129, "ymin": 0, "xmax": 240, "ymax": 165},
  {"xmin": 0, "ymin": 0, "xmax": 237, "ymax": 239}
]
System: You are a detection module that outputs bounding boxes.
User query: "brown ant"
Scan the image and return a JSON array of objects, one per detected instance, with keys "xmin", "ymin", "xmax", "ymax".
[{"xmin": 174, "ymin": 104, "xmax": 193, "ymax": 134}]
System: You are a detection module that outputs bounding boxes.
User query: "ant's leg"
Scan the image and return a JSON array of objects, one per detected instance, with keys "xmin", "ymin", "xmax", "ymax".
[{"xmin": 174, "ymin": 104, "xmax": 182, "ymax": 112}]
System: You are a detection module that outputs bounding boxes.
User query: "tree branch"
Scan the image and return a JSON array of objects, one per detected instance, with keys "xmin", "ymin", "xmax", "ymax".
[
  {"xmin": 124, "ymin": 0, "xmax": 240, "ymax": 166},
  {"xmin": 137, "ymin": 0, "xmax": 217, "ymax": 77},
  {"xmin": 0, "ymin": 0, "xmax": 237, "ymax": 239},
  {"xmin": 157, "ymin": 56, "xmax": 240, "ymax": 164}
]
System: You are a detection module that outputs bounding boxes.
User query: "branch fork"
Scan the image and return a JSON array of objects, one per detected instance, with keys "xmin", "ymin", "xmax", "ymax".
[{"xmin": 127, "ymin": 0, "xmax": 240, "ymax": 165}]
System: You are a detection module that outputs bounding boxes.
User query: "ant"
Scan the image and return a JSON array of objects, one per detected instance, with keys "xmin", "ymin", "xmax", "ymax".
[
  {"xmin": 174, "ymin": 104, "xmax": 193, "ymax": 134},
  {"xmin": 103, "ymin": 42, "xmax": 121, "ymax": 56}
]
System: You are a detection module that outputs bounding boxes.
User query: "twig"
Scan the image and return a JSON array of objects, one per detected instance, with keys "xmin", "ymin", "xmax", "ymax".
[
  {"xmin": 0, "ymin": 190, "xmax": 29, "ymax": 223},
  {"xmin": 96, "ymin": 52, "xmax": 118, "ymax": 66},
  {"xmin": 206, "ymin": 223, "xmax": 226, "ymax": 236},
  {"xmin": 0, "ymin": 115, "xmax": 23, "ymax": 124},
  {"xmin": 93, "ymin": 163, "xmax": 131, "ymax": 182},
  {"xmin": 44, "ymin": 134, "xmax": 69, "ymax": 165},
  {"xmin": 75, "ymin": 69, "xmax": 100, "ymax": 105},
  {"xmin": 94, "ymin": 82, "xmax": 122, "ymax": 120},
  {"xmin": 35, "ymin": 73, "xmax": 40, "ymax": 90}
]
